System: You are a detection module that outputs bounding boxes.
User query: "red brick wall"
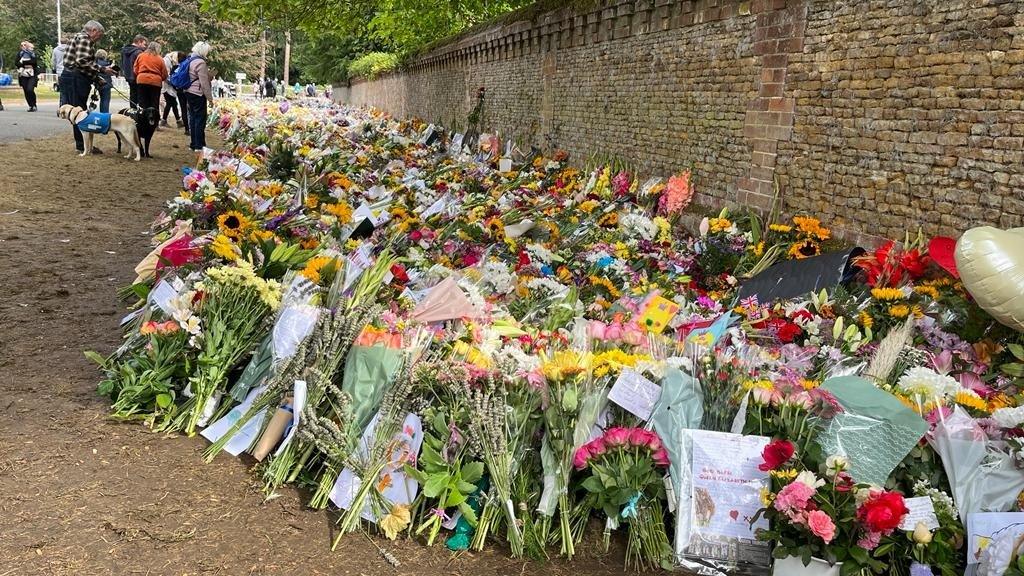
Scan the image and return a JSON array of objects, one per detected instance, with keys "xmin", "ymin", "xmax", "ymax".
[{"xmin": 342, "ymin": 0, "xmax": 1024, "ymax": 243}]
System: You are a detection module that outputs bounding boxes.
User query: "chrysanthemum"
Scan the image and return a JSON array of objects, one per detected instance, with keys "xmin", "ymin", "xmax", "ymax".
[{"xmin": 897, "ymin": 366, "xmax": 959, "ymax": 399}]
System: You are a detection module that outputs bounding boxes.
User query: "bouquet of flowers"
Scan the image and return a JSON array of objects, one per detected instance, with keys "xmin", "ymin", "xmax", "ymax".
[{"xmin": 574, "ymin": 426, "xmax": 672, "ymax": 569}]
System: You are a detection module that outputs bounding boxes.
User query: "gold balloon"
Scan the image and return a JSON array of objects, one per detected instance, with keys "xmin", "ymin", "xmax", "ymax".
[{"xmin": 955, "ymin": 227, "xmax": 1024, "ymax": 332}]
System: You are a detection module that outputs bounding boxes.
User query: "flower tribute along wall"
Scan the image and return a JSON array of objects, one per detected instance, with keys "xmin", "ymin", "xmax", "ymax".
[{"xmin": 341, "ymin": 0, "xmax": 1024, "ymax": 244}]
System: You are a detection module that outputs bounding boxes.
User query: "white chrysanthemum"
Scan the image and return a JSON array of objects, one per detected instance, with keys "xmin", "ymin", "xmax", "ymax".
[
  {"xmin": 525, "ymin": 243, "xmax": 558, "ymax": 264},
  {"xmin": 992, "ymin": 406, "xmax": 1024, "ymax": 429},
  {"xmin": 896, "ymin": 366, "xmax": 960, "ymax": 399},
  {"xmin": 619, "ymin": 212, "xmax": 658, "ymax": 241},
  {"xmin": 526, "ymin": 277, "xmax": 570, "ymax": 297},
  {"xmin": 480, "ymin": 261, "xmax": 515, "ymax": 295}
]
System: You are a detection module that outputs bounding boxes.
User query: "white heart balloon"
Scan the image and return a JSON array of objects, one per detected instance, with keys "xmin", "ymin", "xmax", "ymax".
[{"xmin": 955, "ymin": 226, "xmax": 1024, "ymax": 332}]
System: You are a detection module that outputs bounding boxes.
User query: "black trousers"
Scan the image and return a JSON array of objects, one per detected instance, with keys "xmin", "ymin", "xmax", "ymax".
[
  {"xmin": 162, "ymin": 92, "xmax": 180, "ymax": 122},
  {"xmin": 19, "ymin": 75, "xmax": 37, "ymax": 107},
  {"xmin": 128, "ymin": 81, "xmax": 139, "ymax": 105},
  {"xmin": 58, "ymin": 70, "xmax": 92, "ymax": 151},
  {"xmin": 138, "ymin": 84, "xmax": 161, "ymax": 111},
  {"xmin": 184, "ymin": 92, "xmax": 207, "ymax": 151}
]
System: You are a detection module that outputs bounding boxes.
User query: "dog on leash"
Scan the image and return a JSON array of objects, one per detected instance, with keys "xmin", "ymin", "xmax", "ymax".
[
  {"xmin": 57, "ymin": 104, "xmax": 142, "ymax": 161},
  {"xmin": 117, "ymin": 106, "xmax": 159, "ymax": 158}
]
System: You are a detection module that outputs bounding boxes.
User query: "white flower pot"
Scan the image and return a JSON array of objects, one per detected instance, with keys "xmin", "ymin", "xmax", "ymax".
[{"xmin": 772, "ymin": 555, "xmax": 842, "ymax": 576}]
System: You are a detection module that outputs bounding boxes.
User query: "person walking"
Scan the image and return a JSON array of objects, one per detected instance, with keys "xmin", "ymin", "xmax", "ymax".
[
  {"xmin": 160, "ymin": 51, "xmax": 181, "ymax": 127},
  {"xmin": 183, "ymin": 41, "xmax": 212, "ymax": 153},
  {"xmin": 94, "ymin": 49, "xmax": 115, "ymax": 113},
  {"xmin": 16, "ymin": 41, "xmax": 39, "ymax": 111},
  {"xmin": 52, "ymin": 38, "xmax": 66, "ymax": 91},
  {"xmin": 134, "ymin": 41, "xmax": 166, "ymax": 110},
  {"xmin": 263, "ymin": 77, "xmax": 276, "ymax": 99},
  {"xmin": 120, "ymin": 34, "xmax": 147, "ymax": 104},
  {"xmin": 174, "ymin": 51, "xmax": 190, "ymax": 135},
  {"xmin": 60, "ymin": 20, "xmax": 113, "ymax": 153}
]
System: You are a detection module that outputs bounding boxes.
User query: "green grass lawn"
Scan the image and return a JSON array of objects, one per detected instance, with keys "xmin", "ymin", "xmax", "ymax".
[{"xmin": 0, "ymin": 84, "xmax": 59, "ymax": 102}]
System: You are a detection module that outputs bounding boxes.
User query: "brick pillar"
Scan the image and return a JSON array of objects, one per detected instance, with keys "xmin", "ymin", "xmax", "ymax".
[{"xmin": 738, "ymin": 0, "xmax": 808, "ymax": 210}]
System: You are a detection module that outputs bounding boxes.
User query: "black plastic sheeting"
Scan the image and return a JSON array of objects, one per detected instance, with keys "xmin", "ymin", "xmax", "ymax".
[{"xmin": 736, "ymin": 247, "xmax": 866, "ymax": 304}]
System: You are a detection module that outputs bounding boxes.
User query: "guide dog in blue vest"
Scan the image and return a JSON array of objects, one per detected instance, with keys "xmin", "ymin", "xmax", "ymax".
[{"xmin": 57, "ymin": 104, "xmax": 142, "ymax": 161}]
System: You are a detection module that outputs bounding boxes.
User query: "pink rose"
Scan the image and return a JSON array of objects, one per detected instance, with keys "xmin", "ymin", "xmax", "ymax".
[
  {"xmin": 588, "ymin": 321, "xmax": 607, "ymax": 341},
  {"xmin": 604, "ymin": 427, "xmax": 631, "ymax": 447},
  {"xmin": 604, "ymin": 322, "xmax": 624, "ymax": 341},
  {"xmin": 652, "ymin": 448, "xmax": 671, "ymax": 468},
  {"xmin": 587, "ymin": 437, "xmax": 607, "ymax": 458},
  {"xmin": 573, "ymin": 445, "xmax": 591, "ymax": 470},
  {"xmin": 806, "ymin": 510, "xmax": 836, "ymax": 544},
  {"xmin": 628, "ymin": 428, "xmax": 659, "ymax": 450}
]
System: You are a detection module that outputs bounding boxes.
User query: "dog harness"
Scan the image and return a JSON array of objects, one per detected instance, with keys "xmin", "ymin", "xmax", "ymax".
[{"xmin": 76, "ymin": 111, "xmax": 111, "ymax": 135}]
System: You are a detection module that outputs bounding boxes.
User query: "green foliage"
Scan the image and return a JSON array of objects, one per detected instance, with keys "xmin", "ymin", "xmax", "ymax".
[{"xmin": 347, "ymin": 52, "xmax": 399, "ymax": 80}]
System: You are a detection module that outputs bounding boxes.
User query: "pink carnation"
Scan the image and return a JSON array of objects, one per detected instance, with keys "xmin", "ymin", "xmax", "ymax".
[
  {"xmin": 806, "ymin": 510, "xmax": 836, "ymax": 544},
  {"xmin": 774, "ymin": 481, "xmax": 815, "ymax": 514},
  {"xmin": 857, "ymin": 530, "xmax": 881, "ymax": 550}
]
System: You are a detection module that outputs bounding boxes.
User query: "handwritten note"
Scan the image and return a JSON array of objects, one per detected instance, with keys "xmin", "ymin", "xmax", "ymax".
[
  {"xmin": 148, "ymin": 279, "xmax": 178, "ymax": 316},
  {"xmin": 899, "ymin": 496, "xmax": 940, "ymax": 531},
  {"xmin": 608, "ymin": 369, "xmax": 661, "ymax": 421},
  {"xmin": 689, "ymin": 430, "xmax": 770, "ymax": 541}
]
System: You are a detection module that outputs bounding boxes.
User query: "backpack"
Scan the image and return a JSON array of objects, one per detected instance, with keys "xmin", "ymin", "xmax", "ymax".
[{"xmin": 169, "ymin": 55, "xmax": 201, "ymax": 90}]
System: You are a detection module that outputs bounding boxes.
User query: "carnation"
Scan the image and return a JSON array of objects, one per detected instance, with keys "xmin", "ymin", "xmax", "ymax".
[
  {"xmin": 992, "ymin": 406, "xmax": 1024, "ymax": 429},
  {"xmin": 897, "ymin": 366, "xmax": 960, "ymax": 399}
]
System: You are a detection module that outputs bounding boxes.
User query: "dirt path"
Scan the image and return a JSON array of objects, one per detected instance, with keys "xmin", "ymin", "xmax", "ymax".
[{"xmin": 0, "ymin": 130, "xmax": 626, "ymax": 575}]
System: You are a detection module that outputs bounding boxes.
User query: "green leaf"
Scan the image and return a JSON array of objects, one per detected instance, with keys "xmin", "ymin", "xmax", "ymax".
[
  {"xmin": 1008, "ymin": 343, "xmax": 1024, "ymax": 361},
  {"xmin": 457, "ymin": 502, "xmax": 478, "ymax": 526},
  {"xmin": 84, "ymin": 350, "xmax": 108, "ymax": 368},
  {"xmin": 445, "ymin": 490, "xmax": 468, "ymax": 507},
  {"xmin": 581, "ymin": 476, "xmax": 604, "ymax": 493},
  {"xmin": 155, "ymin": 393, "xmax": 173, "ymax": 409},
  {"xmin": 422, "ymin": 474, "xmax": 448, "ymax": 498},
  {"xmin": 1002, "ymin": 363, "xmax": 1024, "ymax": 377},
  {"xmin": 460, "ymin": 461, "xmax": 484, "ymax": 484},
  {"xmin": 456, "ymin": 480, "xmax": 477, "ymax": 494},
  {"xmin": 848, "ymin": 546, "xmax": 869, "ymax": 564}
]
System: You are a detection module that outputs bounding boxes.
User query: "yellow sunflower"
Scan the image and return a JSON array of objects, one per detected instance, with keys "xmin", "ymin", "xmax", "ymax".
[
  {"xmin": 217, "ymin": 210, "xmax": 251, "ymax": 239},
  {"xmin": 788, "ymin": 239, "xmax": 820, "ymax": 259}
]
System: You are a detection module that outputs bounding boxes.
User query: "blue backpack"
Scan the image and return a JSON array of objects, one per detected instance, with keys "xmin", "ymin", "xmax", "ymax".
[{"xmin": 169, "ymin": 55, "xmax": 201, "ymax": 90}]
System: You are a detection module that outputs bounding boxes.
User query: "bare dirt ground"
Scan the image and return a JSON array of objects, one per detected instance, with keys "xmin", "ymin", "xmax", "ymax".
[{"xmin": 0, "ymin": 128, "xmax": 628, "ymax": 575}]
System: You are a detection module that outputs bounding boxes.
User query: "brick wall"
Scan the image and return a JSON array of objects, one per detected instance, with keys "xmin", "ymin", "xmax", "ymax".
[{"xmin": 342, "ymin": 0, "xmax": 1024, "ymax": 243}]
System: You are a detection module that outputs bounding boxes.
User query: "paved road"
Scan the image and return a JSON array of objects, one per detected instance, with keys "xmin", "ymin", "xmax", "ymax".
[{"xmin": 0, "ymin": 97, "xmax": 130, "ymax": 144}]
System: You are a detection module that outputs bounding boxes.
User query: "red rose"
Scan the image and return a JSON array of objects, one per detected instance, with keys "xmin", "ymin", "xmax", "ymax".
[
  {"xmin": 857, "ymin": 491, "xmax": 908, "ymax": 533},
  {"xmin": 777, "ymin": 322, "xmax": 802, "ymax": 343},
  {"xmin": 758, "ymin": 439, "xmax": 795, "ymax": 472},
  {"xmin": 390, "ymin": 263, "xmax": 409, "ymax": 285},
  {"xmin": 409, "ymin": 229, "xmax": 423, "ymax": 242}
]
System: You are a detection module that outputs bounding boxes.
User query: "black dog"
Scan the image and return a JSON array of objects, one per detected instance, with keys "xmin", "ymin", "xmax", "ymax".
[{"xmin": 117, "ymin": 106, "xmax": 159, "ymax": 158}]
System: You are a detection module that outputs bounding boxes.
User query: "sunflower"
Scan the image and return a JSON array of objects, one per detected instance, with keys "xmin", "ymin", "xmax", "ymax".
[
  {"xmin": 769, "ymin": 223, "xmax": 793, "ymax": 233},
  {"xmin": 870, "ymin": 287, "xmax": 906, "ymax": 301},
  {"xmin": 954, "ymin": 389, "xmax": 989, "ymax": 413},
  {"xmin": 788, "ymin": 239, "xmax": 820, "ymax": 259},
  {"xmin": 217, "ymin": 210, "xmax": 251, "ymax": 239},
  {"xmin": 323, "ymin": 201, "xmax": 353, "ymax": 224},
  {"xmin": 597, "ymin": 212, "xmax": 619, "ymax": 227},
  {"xmin": 888, "ymin": 304, "xmax": 911, "ymax": 318},
  {"xmin": 913, "ymin": 285, "xmax": 940, "ymax": 300},
  {"xmin": 301, "ymin": 256, "xmax": 337, "ymax": 284},
  {"xmin": 484, "ymin": 216, "xmax": 505, "ymax": 239},
  {"xmin": 858, "ymin": 310, "xmax": 874, "ymax": 329}
]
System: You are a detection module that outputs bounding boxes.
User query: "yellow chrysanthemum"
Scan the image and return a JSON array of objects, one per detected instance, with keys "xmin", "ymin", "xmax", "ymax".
[
  {"xmin": 770, "ymin": 468, "xmax": 798, "ymax": 480},
  {"xmin": 578, "ymin": 199, "xmax": 600, "ymax": 213},
  {"xmin": 760, "ymin": 487, "xmax": 776, "ymax": 507},
  {"xmin": 871, "ymin": 287, "xmax": 907, "ymax": 301},
  {"xmin": 217, "ymin": 210, "xmax": 252, "ymax": 239},
  {"xmin": 210, "ymin": 234, "xmax": 240, "ymax": 261},
  {"xmin": 540, "ymin": 350, "xmax": 593, "ymax": 381},
  {"xmin": 769, "ymin": 223, "xmax": 793, "ymax": 233},
  {"xmin": 801, "ymin": 379, "xmax": 820, "ymax": 390}
]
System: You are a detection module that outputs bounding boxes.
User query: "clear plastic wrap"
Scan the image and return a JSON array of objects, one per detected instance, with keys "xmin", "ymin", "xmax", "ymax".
[{"xmin": 929, "ymin": 406, "xmax": 1024, "ymax": 526}]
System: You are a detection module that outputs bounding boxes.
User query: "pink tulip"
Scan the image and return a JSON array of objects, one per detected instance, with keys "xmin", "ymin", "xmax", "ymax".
[
  {"xmin": 589, "ymin": 321, "xmax": 607, "ymax": 341},
  {"xmin": 604, "ymin": 322, "xmax": 624, "ymax": 341}
]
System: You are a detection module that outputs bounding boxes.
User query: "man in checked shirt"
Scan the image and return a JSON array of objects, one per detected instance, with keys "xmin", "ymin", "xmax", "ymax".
[{"xmin": 59, "ymin": 20, "xmax": 116, "ymax": 154}]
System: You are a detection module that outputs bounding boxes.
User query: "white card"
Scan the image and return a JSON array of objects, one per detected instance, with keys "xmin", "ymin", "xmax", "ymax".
[
  {"xmin": 272, "ymin": 305, "xmax": 319, "ymax": 364},
  {"xmin": 608, "ymin": 368, "xmax": 662, "ymax": 421},
  {"xmin": 352, "ymin": 202, "xmax": 374, "ymax": 224},
  {"xmin": 236, "ymin": 160, "xmax": 256, "ymax": 178},
  {"xmin": 420, "ymin": 194, "xmax": 450, "ymax": 219},
  {"xmin": 899, "ymin": 496, "xmax": 940, "ymax": 531},
  {"xmin": 499, "ymin": 157, "xmax": 513, "ymax": 172},
  {"xmin": 148, "ymin": 279, "xmax": 178, "ymax": 316}
]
